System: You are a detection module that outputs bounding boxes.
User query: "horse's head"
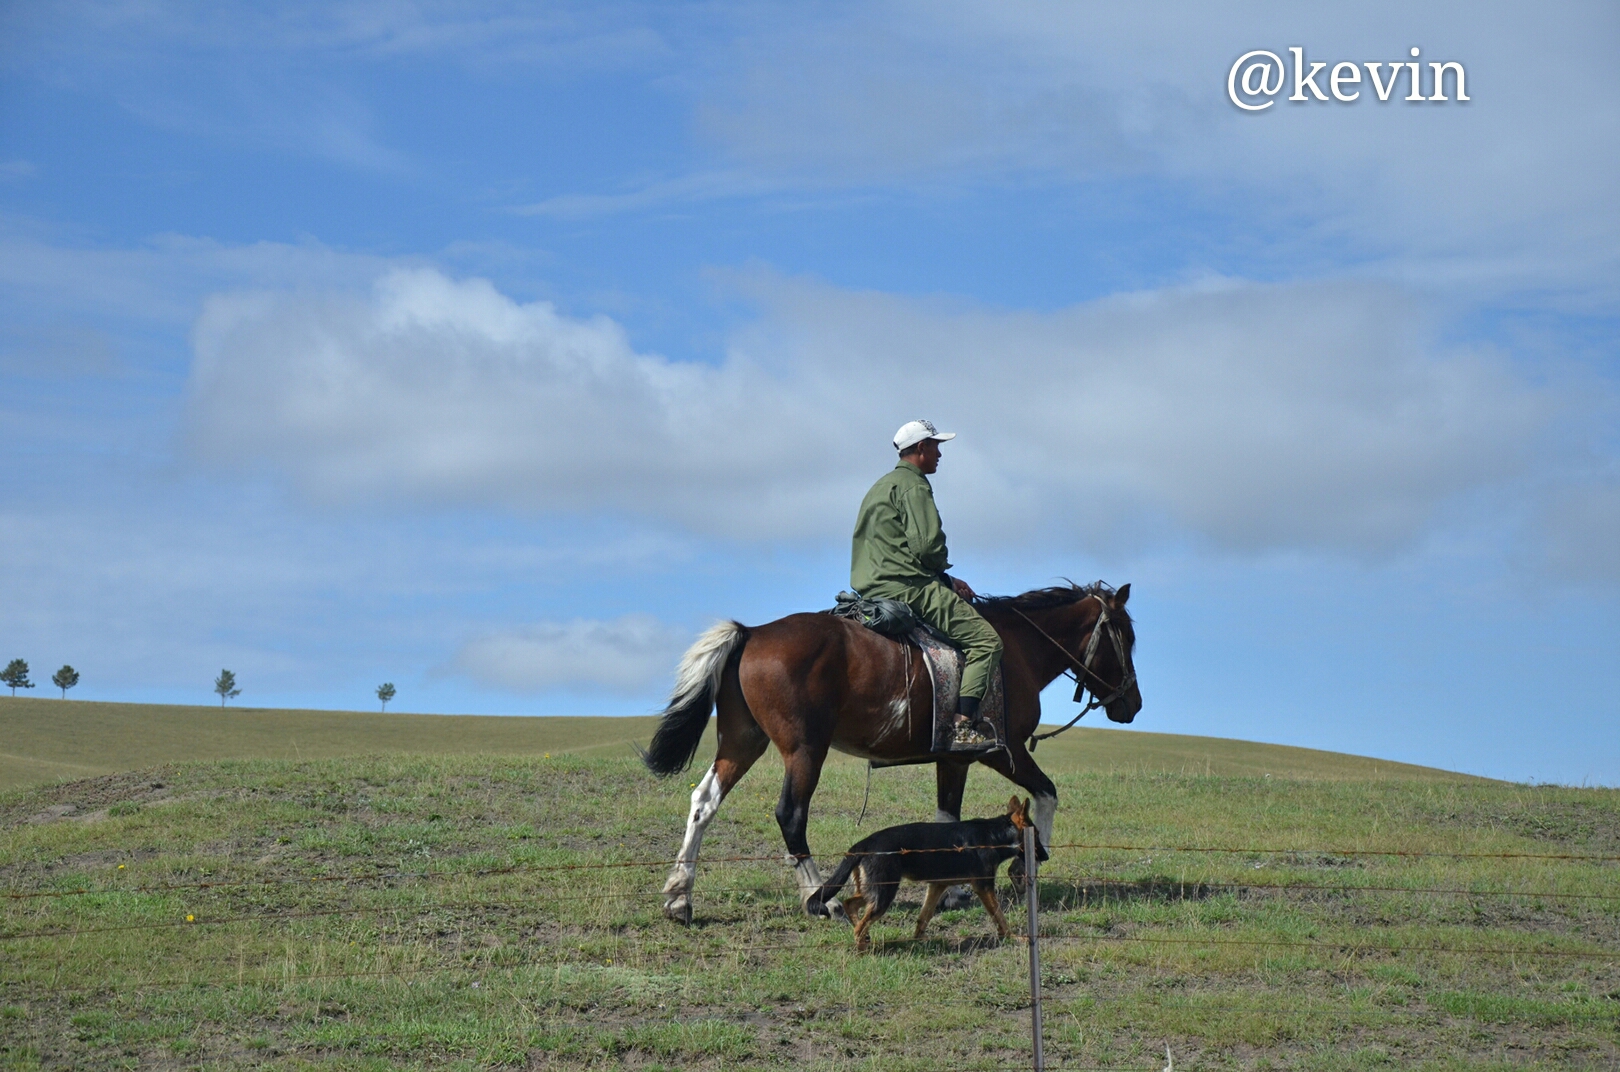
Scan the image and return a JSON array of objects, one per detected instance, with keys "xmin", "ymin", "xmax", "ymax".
[
  {"xmin": 988, "ymin": 579, "xmax": 1144, "ymax": 728},
  {"xmin": 1096, "ymin": 583, "xmax": 1142, "ymax": 724}
]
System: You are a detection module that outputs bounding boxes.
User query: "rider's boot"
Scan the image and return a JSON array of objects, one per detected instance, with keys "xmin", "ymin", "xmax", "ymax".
[{"xmin": 951, "ymin": 695, "xmax": 996, "ymax": 747}]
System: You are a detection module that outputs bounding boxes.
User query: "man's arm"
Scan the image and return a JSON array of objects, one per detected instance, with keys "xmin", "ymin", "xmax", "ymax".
[{"xmin": 900, "ymin": 484, "xmax": 951, "ymax": 576}]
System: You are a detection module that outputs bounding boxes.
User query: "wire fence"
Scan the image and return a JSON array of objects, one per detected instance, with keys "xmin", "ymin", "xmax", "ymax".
[
  {"xmin": 6, "ymin": 839, "xmax": 1616, "ymax": 951},
  {"xmin": 6, "ymin": 836, "xmax": 1616, "ymax": 1071},
  {"xmin": 7, "ymin": 837, "xmax": 1617, "ymax": 901},
  {"xmin": 5, "ymin": 868, "xmax": 1620, "ymax": 947}
]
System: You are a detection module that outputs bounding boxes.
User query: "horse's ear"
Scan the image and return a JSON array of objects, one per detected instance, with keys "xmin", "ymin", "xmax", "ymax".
[{"xmin": 1113, "ymin": 583, "xmax": 1131, "ymax": 608}]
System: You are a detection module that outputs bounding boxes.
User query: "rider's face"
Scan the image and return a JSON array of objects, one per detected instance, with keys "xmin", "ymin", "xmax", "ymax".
[{"xmin": 912, "ymin": 438, "xmax": 942, "ymax": 474}]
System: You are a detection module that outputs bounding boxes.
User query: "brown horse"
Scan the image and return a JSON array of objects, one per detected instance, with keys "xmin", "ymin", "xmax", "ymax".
[{"xmin": 643, "ymin": 582, "xmax": 1141, "ymax": 924}]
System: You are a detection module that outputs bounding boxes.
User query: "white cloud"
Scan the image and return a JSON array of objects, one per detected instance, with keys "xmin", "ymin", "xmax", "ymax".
[
  {"xmin": 184, "ymin": 267, "xmax": 860, "ymax": 535},
  {"xmin": 684, "ymin": 2, "xmax": 1620, "ymax": 307},
  {"xmin": 1, "ymin": 3, "xmax": 670, "ymax": 175},
  {"xmin": 453, "ymin": 614, "xmax": 689, "ymax": 693},
  {"xmin": 1537, "ymin": 483, "xmax": 1620, "ymax": 585},
  {"xmin": 184, "ymin": 265, "xmax": 1565, "ymax": 557},
  {"xmin": 0, "ymin": 231, "xmax": 402, "ymax": 328},
  {"xmin": 3, "ymin": 2, "xmax": 670, "ymax": 72},
  {"xmin": 512, "ymin": 170, "xmax": 784, "ymax": 220}
]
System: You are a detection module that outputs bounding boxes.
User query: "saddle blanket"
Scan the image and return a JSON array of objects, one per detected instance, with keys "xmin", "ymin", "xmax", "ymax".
[{"xmin": 908, "ymin": 626, "xmax": 1006, "ymax": 752}]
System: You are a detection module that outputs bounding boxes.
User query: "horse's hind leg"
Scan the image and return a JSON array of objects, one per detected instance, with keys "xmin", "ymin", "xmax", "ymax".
[{"xmin": 661, "ymin": 696, "xmax": 769, "ymax": 925}]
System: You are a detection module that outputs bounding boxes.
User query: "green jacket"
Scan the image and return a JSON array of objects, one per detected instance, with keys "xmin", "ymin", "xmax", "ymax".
[{"xmin": 850, "ymin": 461, "xmax": 952, "ymax": 595}]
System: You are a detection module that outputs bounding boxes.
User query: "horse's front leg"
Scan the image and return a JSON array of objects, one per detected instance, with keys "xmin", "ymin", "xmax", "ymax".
[
  {"xmin": 979, "ymin": 741, "xmax": 1058, "ymax": 897},
  {"xmin": 934, "ymin": 759, "xmax": 977, "ymax": 911},
  {"xmin": 934, "ymin": 757, "xmax": 970, "ymax": 823},
  {"xmin": 775, "ymin": 744, "xmax": 845, "ymax": 920}
]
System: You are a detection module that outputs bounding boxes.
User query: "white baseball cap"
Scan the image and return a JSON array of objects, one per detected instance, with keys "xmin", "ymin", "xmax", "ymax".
[{"xmin": 893, "ymin": 419, "xmax": 956, "ymax": 452}]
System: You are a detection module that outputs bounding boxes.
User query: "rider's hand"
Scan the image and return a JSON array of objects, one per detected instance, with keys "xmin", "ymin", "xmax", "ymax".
[{"xmin": 951, "ymin": 576, "xmax": 977, "ymax": 601}]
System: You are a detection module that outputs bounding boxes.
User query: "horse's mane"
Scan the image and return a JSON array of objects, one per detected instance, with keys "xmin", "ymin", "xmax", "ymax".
[{"xmin": 979, "ymin": 580, "xmax": 1118, "ymax": 612}]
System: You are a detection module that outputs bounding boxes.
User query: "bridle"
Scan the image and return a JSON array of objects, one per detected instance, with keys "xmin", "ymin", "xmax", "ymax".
[{"xmin": 1008, "ymin": 596, "xmax": 1136, "ymax": 747}]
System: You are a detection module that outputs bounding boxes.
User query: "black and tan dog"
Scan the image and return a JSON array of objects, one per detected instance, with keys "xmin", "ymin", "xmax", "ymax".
[{"xmin": 807, "ymin": 796, "xmax": 1048, "ymax": 951}]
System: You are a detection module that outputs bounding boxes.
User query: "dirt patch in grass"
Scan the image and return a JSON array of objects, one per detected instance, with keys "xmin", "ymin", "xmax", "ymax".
[
  {"xmin": 1432, "ymin": 792, "xmax": 1620, "ymax": 857},
  {"xmin": 4, "ymin": 767, "xmax": 180, "ymax": 827}
]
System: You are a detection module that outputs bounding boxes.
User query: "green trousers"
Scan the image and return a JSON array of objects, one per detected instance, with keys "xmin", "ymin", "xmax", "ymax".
[{"xmin": 867, "ymin": 580, "xmax": 1004, "ymax": 701}]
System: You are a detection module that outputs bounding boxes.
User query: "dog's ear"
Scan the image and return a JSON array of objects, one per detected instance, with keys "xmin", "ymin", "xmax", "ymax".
[{"xmin": 1007, "ymin": 795, "xmax": 1021, "ymax": 817}]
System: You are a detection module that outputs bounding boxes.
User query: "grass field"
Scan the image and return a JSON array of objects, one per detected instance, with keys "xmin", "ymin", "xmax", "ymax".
[
  {"xmin": 0, "ymin": 697, "xmax": 1478, "ymax": 792},
  {"xmin": 2, "ymin": 701, "xmax": 1617, "ymax": 1070}
]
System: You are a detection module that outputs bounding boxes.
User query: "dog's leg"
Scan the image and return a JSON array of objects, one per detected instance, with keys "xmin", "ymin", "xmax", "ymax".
[
  {"xmin": 839, "ymin": 869, "xmax": 867, "ymax": 928},
  {"xmin": 853, "ymin": 897, "xmax": 881, "ymax": 953},
  {"xmin": 661, "ymin": 764, "xmax": 724, "ymax": 925},
  {"xmin": 913, "ymin": 882, "xmax": 948, "ymax": 940},
  {"xmin": 972, "ymin": 880, "xmax": 1013, "ymax": 939}
]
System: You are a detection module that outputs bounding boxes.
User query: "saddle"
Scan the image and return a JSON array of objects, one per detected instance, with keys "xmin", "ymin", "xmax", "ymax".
[{"xmin": 829, "ymin": 592, "xmax": 1006, "ymax": 753}]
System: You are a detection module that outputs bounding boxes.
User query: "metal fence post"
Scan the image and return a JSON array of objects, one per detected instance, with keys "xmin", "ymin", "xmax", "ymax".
[{"xmin": 1025, "ymin": 824, "xmax": 1044, "ymax": 1072}]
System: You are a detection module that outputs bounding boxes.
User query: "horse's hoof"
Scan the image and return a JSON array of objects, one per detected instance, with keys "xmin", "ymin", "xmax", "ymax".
[
  {"xmin": 803, "ymin": 897, "xmax": 846, "ymax": 921},
  {"xmin": 939, "ymin": 885, "xmax": 975, "ymax": 912},
  {"xmin": 664, "ymin": 895, "xmax": 692, "ymax": 926}
]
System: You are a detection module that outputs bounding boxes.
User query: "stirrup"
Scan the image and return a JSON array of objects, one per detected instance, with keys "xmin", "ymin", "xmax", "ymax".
[{"xmin": 946, "ymin": 716, "xmax": 998, "ymax": 752}]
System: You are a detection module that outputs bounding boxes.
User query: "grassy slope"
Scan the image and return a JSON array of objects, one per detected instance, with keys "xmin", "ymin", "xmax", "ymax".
[
  {"xmin": 1, "ymin": 748, "xmax": 1615, "ymax": 1071},
  {"xmin": 22, "ymin": 700, "xmax": 1610, "ymax": 1070},
  {"xmin": 0, "ymin": 697, "xmax": 1480, "ymax": 792}
]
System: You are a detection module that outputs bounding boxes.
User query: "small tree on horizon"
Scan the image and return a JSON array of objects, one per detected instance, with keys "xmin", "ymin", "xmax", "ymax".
[
  {"xmin": 52, "ymin": 665, "xmax": 79, "ymax": 698},
  {"xmin": 377, "ymin": 682, "xmax": 396, "ymax": 712},
  {"xmin": 2, "ymin": 659, "xmax": 34, "ymax": 696},
  {"xmin": 214, "ymin": 669, "xmax": 241, "ymax": 706}
]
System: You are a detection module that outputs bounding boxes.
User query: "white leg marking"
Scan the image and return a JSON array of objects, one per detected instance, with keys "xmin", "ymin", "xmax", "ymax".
[
  {"xmin": 791, "ymin": 854, "xmax": 848, "ymax": 920},
  {"xmin": 662, "ymin": 764, "xmax": 724, "ymax": 922},
  {"xmin": 934, "ymin": 808, "xmax": 959, "ymax": 823},
  {"xmin": 790, "ymin": 854, "xmax": 825, "ymax": 901},
  {"xmin": 1032, "ymin": 794, "xmax": 1058, "ymax": 850}
]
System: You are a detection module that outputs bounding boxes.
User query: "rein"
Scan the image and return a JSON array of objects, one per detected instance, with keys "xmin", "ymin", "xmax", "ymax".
[{"xmin": 1006, "ymin": 598, "xmax": 1135, "ymax": 748}]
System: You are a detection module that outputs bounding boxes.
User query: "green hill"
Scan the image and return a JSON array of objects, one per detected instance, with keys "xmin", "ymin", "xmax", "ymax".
[{"xmin": 0, "ymin": 696, "xmax": 1482, "ymax": 791}]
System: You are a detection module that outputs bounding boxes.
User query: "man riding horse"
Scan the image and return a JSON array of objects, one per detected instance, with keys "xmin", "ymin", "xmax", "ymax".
[
  {"xmin": 644, "ymin": 418, "xmax": 1142, "ymax": 926},
  {"xmin": 852, "ymin": 419, "xmax": 1001, "ymax": 747}
]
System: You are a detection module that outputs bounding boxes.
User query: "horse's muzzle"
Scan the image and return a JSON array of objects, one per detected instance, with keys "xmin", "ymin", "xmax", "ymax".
[{"xmin": 1106, "ymin": 686, "xmax": 1143, "ymax": 724}]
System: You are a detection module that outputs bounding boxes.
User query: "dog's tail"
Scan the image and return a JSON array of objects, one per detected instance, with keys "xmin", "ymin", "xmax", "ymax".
[
  {"xmin": 806, "ymin": 852, "xmax": 863, "ymax": 913},
  {"xmin": 641, "ymin": 621, "xmax": 747, "ymax": 776}
]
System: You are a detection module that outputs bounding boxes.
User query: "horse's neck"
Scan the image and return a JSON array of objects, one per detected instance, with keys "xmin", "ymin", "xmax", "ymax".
[{"xmin": 1018, "ymin": 600, "xmax": 1100, "ymax": 687}]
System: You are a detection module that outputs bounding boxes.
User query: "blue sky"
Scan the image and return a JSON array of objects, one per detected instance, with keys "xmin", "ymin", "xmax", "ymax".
[{"xmin": 1, "ymin": 2, "xmax": 1615, "ymax": 784}]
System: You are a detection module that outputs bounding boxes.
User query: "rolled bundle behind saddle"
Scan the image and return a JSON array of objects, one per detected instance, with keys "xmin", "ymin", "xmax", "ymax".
[{"xmin": 830, "ymin": 591, "xmax": 920, "ymax": 638}]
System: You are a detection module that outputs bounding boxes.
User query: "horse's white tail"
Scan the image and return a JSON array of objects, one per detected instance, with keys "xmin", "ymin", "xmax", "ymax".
[{"xmin": 641, "ymin": 621, "xmax": 746, "ymax": 776}]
